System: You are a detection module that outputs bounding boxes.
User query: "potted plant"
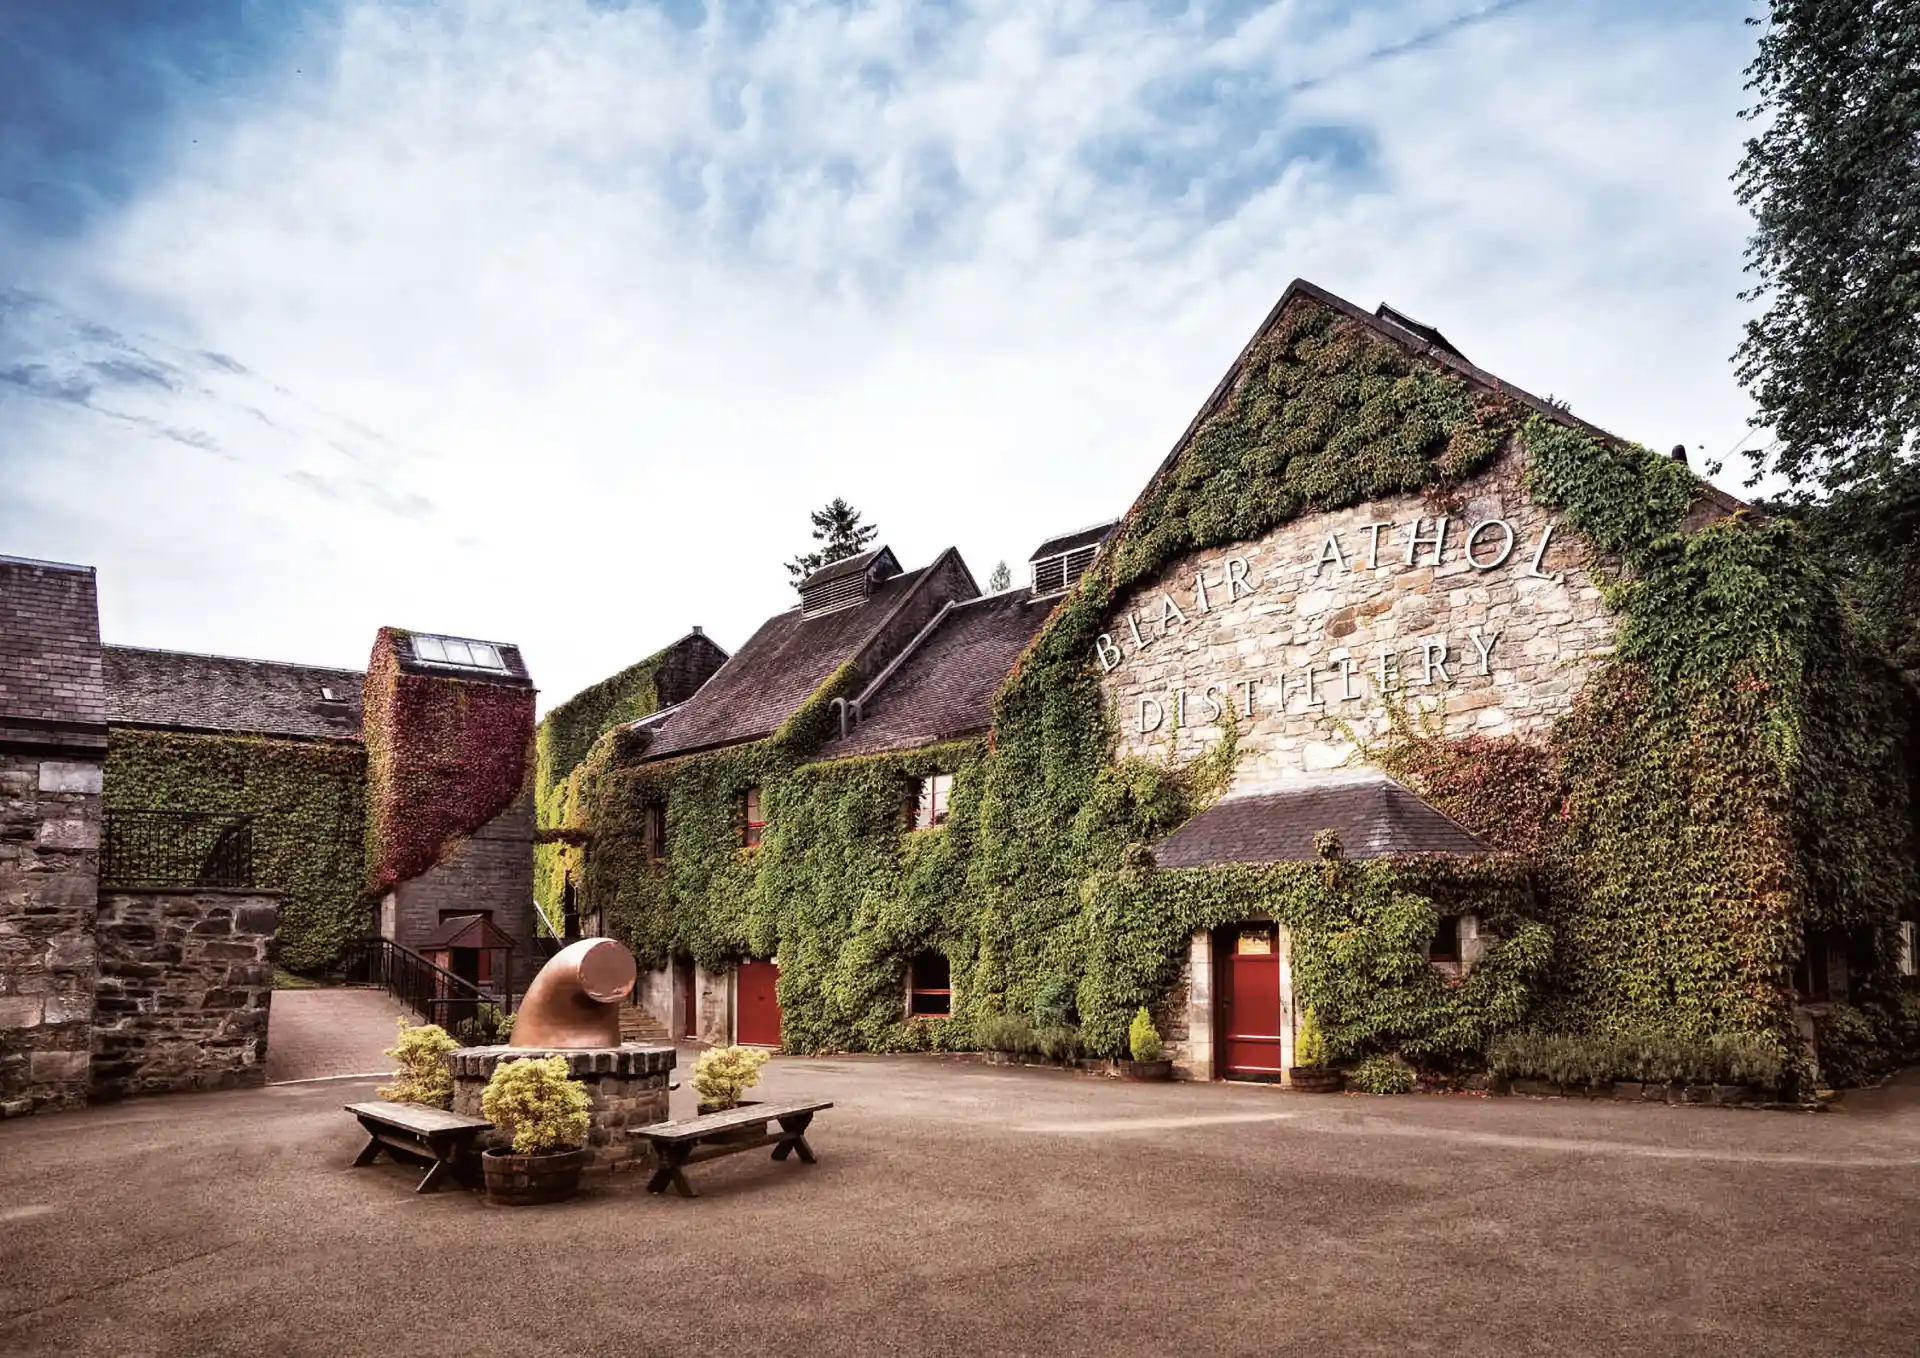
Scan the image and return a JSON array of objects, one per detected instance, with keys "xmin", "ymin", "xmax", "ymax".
[
  {"xmin": 1122, "ymin": 1007, "xmax": 1173, "ymax": 1081},
  {"xmin": 1289, "ymin": 1006, "xmax": 1343, "ymax": 1092},
  {"xmin": 377, "ymin": 1019, "xmax": 457, "ymax": 1110},
  {"xmin": 479, "ymin": 1055, "xmax": 592, "ymax": 1206}
]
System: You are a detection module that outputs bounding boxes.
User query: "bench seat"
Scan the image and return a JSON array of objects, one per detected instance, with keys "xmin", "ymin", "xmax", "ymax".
[
  {"xmin": 345, "ymin": 1101, "xmax": 493, "ymax": 1194},
  {"xmin": 630, "ymin": 1098, "xmax": 832, "ymax": 1197}
]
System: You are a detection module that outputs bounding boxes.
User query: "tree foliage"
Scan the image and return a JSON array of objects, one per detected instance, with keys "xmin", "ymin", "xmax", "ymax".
[
  {"xmin": 785, "ymin": 497, "xmax": 879, "ymax": 587},
  {"xmin": 1734, "ymin": 0, "xmax": 1920, "ymax": 496}
]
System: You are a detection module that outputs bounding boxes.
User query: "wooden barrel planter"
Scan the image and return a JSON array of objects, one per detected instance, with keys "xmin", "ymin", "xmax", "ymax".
[
  {"xmin": 1289, "ymin": 1066, "xmax": 1344, "ymax": 1093},
  {"xmin": 482, "ymin": 1146, "xmax": 588, "ymax": 1206},
  {"xmin": 1121, "ymin": 1059, "xmax": 1174, "ymax": 1082}
]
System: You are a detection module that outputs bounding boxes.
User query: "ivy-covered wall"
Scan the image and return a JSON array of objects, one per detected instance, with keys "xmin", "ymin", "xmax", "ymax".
[
  {"xmin": 534, "ymin": 634, "xmax": 726, "ymax": 927},
  {"xmin": 104, "ymin": 729, "xmax": 366, "ymax": 974},
  {"xmin": 363, "ymin": 628, "xmax": 534, "ymax": 898},
  {"xmin": 570, "ymin": 291, "xmax": 1918, "ymax": 1072}
]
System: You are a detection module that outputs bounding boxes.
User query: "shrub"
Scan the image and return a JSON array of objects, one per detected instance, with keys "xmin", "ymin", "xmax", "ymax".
[
  {"xmin": 1815, "ymin": 1005, "xmax": 1890, "ymax": 1088},
  {"xmin": 1488, "ymin": 1029, "xmax": 1786, "ymax": 1089},
  {"xmin": 976, "ymin": 1012, "xmax": 1035, "ymax": 1054},
  {"xmin": 453, "ymin": 1004, "xmax": 514, "ymax": 1047},
  {"xmin": 481, "ymin": 1055, "xmax": 591, "ymax": 1154},
  {"xmin": 1128, "ymin": 1007, "xmax": 1164, "ymax": 1063},
  {"xmin": 1033, "ymin": 974, "xmax": 1078, "ymax": 1030},
  {"xmin": 1295, "ymin": 1007, "xmax": 1327, "ymax": 1068},
  {"xmin": 377, "ymin": 1020, "xmax": 457, "ymax": 1109},
  {"xmin": 1349, "ymin": 1054, "xmax": 1416, "ymax": 1095},
  {"xmin": 1034, "ymin": 1024, "xmax": 1083, "ymax": 1062},
  {"xmin": 692, "ymin": 1045, "xmax": 771, "ymax": 1109},
  {"xmin": 1707, "ymin": 1033, "xmax": 1784, "ymax": 1087}
]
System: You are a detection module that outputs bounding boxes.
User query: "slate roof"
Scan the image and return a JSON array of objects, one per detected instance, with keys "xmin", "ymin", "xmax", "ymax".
[
  {"xmin": 647, "ymin": 561, "xmax": 950, "ymax": 760},
  {"xmin": 817, "ymin": 588, "xmax": 1053, "ymax": 759},
  {"xmin": 1153, "ymin": 778, "xmax": 1489, "ymax": 869},
  {"xmin": 390, "ymin": 630, "xmax": 535, "ymax": 689},
  {"xmin": 417, "ymin": 913, "xmax": 516, "ymax": 952},
  {"xmin": 800, "ymin": 546, "xmax": 899, "ymax": 591},
  {"xmin": 0, "ymin": 555, "xmax": 108, "ymax": 753},
  {"xmin": 1029, "ymin": 520, "xmax": 1118, "ymax": 562},
  {"xmin": 103, "ymin": 645, "xmax": 366, "ymax": 742}
]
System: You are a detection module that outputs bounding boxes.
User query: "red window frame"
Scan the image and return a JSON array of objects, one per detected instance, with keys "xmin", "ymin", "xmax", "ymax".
[
  {"xmin": 741, "ymin": 787, "xmax": 765, "ymax": 848},
  {"xmin": 908, "ymin": 951, "xmax": 951, "ymax": 1017},
  {"xmin": 910, "ymin": 773, "xmax": 953, "ymax": 830}
]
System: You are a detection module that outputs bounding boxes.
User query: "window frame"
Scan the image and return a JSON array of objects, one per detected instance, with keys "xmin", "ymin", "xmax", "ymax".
[
  {"xmin": 740, "ymin": 787, "xmax": 765, "ymax": 849},
  {"xmin": 643, "ymin": 801, "xmax": 668, "ymax": 863},
  {"xmin": 1428, "ymin": 913, "xmax": 1463, "ymax": 964},
  {"xmin": 907, "ymin": 951, "xmax": 952, "ymax": 1018},
  {"xmin": 909, "ymin": 772, "xmax": 954, "ymax": 831}
]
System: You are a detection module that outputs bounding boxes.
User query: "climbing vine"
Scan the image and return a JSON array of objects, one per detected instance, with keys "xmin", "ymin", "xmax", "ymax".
[
  {"xmin": 104, "ymin": 729, "xmax": 367, "ymax": 974},
  {"xmin": 573, "ymin": 294, "xmax": 1918, "ymax": 1074}
]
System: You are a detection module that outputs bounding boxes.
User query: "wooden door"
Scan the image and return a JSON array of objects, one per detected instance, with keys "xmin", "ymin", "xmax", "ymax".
[
  {"xmin": 735, "ymin": 960, "xmax": 782, "ymax": 1047},
  {"xmin": 1217, "ymin": 923, "xmax": 1284, "ymax": 1081},
  {"xmin": 674, "ymin": 956, "xmax": 697, "ymax": 1039}
]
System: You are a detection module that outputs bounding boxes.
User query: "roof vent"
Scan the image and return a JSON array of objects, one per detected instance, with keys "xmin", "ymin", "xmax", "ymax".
[
  {"xmin": 1374, "ymin": 304, "xmax": 1466, "ymax": 362},
  {"xmin": 1028, "ymin": 520, "xmax": 1117, "ymax": 598},
  {"xmin": 799, "ymin": 547, "xmax": 901, "ymax": 619}
]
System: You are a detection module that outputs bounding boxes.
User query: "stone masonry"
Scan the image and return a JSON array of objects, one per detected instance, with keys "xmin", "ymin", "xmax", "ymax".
[
  {"xmin": 384, "ymin": 790, "xmax": 539, "ymax": 993},
  {"xmin": 449, "ymin": 1044, "xmax": 674, "ymax": 1174},
  {"xmin": 90, "ymin": 889, "xmax": 278, "ymax": 1100},
  {"xmin": 1100, "ymin": 445, "xmax": 1617, "ymax": 792},
  {"xmin": 0, "ymin": 750, "xmax": 103, "ymax": 1116}
]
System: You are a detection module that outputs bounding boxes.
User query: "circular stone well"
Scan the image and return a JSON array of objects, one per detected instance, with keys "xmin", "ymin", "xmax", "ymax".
[{"xmin": 450, "ymin": 1044, "xmax": 675, "ymax": 1174}]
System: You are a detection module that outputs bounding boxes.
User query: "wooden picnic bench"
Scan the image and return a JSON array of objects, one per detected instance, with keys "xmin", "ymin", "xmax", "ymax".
[
  {"xmin": 630, "ymin": 1098, "xmax": 833, "ymax": 1198},
  {"xmin": 345, "ymin": 1101, "xmax": 492, "ymax": 1194}
]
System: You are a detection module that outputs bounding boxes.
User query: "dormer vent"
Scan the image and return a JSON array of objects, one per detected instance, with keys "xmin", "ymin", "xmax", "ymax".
[
  {"xmin": 1028, "ymin": 519, "xmax": 1118, "ymax": 598},
  {"xmin": 799, "ymin": 547, "xmax": 901, "ymax": 619}
]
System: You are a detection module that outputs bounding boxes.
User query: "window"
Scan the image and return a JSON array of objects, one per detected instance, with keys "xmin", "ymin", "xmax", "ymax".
[
  {"xmin": 320, "ymin": 685, "xmax": 338, "ymax": 702},
  {"xmin": 1900, "ymin": 921, "xmax": 1917, "ymax": 979},
  {"xmin": 1429, "ymin": 914, "xmax": 1463, "ymax": 964},
  {"xmin": 908, "ymin": 952, "xmax": 951, "ymax": 1017},
  {"xmin": 910, "ymin": 773, "xmax": 953, "ymax": 830},
  {"xmin": 411, "ymin": 633, "xmax": 508, "ymax": 672},
  {"xmin": 644, "ymin": 802, "xmax": 667, "ymax": 863},
  {"xmin": 740, "ymin": 787, "xmax": 765, "ymax": 848},
  {"xmin": 1793, "ymin": 931, "xmax": 1833, "ymax": 1002}
]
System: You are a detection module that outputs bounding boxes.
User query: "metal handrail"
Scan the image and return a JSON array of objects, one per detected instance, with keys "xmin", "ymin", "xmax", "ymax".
[
  {"xmin": 102, "ymin": 809, "xmax": 254, "ymax": 889},
  {"xmin": 341, "ymin": 937, "xmax": 514, "ymax": 1044}
]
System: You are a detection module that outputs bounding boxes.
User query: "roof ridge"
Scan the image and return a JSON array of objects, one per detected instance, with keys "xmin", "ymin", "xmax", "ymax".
[
  {"xmin": 0, "ymin": 553, "xmax": 94, "ymax": 573},
  {"xmin": 104, "ymin": 643, "xmax": 366, "ymax": 676}
]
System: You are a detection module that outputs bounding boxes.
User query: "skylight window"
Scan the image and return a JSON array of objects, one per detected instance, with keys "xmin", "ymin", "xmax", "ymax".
[{"xmin": 411, "ymin": 634, "xmax": 508, "ymax": 672}]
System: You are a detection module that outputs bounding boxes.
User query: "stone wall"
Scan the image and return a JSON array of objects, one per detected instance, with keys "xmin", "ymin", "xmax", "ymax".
[
  {"xmin": 1099, "ymin": 446, "xmax": 1616, "ymax": 791},
  {"xmin": 0, "ymin": 751, "xmax": 102, "ymax": 1117},
  {"xmin": 450, "ymin": 1044, "xmax": 674, "ymax": 1174},
  {"xmin": 385, "ymin": 791, "xmax": 536, "ymax": 992},
  {"xmin": 90, "ymin": 889, "xmax": 277, "ymax": 1100}
]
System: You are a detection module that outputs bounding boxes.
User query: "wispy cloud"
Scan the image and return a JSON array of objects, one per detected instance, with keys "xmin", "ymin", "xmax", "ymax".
[{"xmin": 0, "ymin": 0, "xmax": 1759, "ymax": 703}]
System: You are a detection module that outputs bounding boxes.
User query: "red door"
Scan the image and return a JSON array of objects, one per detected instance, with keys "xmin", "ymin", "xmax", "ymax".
[
  {"xmin": 1217, "ymin": 924, "xmax": 1283, "ymax": 1081},
  {"xmin": 735, "ymin": 960, "xmax": 782, "ymax": 1047}
]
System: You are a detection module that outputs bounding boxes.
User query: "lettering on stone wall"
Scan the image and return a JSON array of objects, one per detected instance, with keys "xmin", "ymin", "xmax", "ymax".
[{"xmin": 1095, "ymin": 515, "xmax": 1560, "ymax": 679}]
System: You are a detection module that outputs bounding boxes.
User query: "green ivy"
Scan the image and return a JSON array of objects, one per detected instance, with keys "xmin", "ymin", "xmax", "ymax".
[
  {"xmin": 572, "ymin": 295, "xmax": 1917, "ymax": 1075},
  {"xmin": 104, "ymin": 730, "xmax": 367, "ymax": 974}
]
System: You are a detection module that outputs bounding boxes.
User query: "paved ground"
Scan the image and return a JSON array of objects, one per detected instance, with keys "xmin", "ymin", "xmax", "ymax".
[
  {"xmin": 262, "ymin": 988, "xmax": 414, "ymax": 1083},
  {"xmin": 3, "ymin": 1055, "xmax": 1918, "ymax": 1358}
]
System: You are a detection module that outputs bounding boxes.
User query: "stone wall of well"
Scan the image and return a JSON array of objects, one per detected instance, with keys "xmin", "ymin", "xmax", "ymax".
[
  {"xmin": 0, "ymin": 751, "xmax": 102, "ymax": 1117},
  {"xmin": 450, "ymin": 1044, "xmax": 674, "ymax": 1174},
  {"xmin": 1099, "ymin": 447, "xmax": 1616, "ymax": 790},
  {"xmin": 90, "ymin": 889, "xmax": 277, "ymax": 1100}
]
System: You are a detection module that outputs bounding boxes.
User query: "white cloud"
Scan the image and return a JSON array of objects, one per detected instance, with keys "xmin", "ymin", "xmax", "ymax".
[{"xmin": 0, "ymin": 0, "xmax": 1761, "ymax": 708}]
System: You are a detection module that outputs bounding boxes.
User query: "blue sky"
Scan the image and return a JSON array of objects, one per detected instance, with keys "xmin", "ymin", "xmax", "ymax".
[{"xmin": 0, "ymin": 0, "xmax": 1761, "ymax": 710}]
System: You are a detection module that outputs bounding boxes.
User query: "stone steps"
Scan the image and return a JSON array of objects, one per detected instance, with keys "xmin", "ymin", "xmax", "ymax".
[{"xmin": 618, "ymin": 1004, "xmax": 671, "ymax": 1044}]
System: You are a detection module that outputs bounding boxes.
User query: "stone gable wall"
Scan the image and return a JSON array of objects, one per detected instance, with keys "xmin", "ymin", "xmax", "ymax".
[
  {"xmin": 1098, "ymin": 447, "xmax": 1616, "ymax": 790},
  {"xmin": 0, "ymin": 750, "xmax": 102, "ymax": 1117},
  {"xmin": 90, "ymin": 889, "xmax": 277, "ymax": 1100},
  {"xmin": 387, "ymin": 791, "xmax": 537, "ymax": 992}
]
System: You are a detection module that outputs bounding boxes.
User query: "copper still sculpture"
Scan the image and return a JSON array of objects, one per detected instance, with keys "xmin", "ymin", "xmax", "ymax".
[{"xmin": 508, "ymin": 937, "xmax": 638, "ymax": 1049}]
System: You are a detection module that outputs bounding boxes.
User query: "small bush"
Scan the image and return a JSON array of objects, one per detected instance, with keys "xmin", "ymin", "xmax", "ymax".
[
  {"xmin": 1295, "ymin": 1007, "xmax": 1327, "ymax": 1068},
  {"xmin": 378, "ymin": 1020, "xmax": 457, "ymax": 1109},
  {"xmin": 1488, "ymin": 1030, "xmax": 1785, "ymax": 1089},
  {"xmin": 691, "ymin": 1045, "xmax": 771, "ymax": 1109},
  {"xmin": 481, "ymin": 1055, "xmax": 591, "ymax": 1154},
  {"xmin": 977, "ymin": 1012, "xmax": 1035, "ymax": 1054},
  {"xmin": 1033, "ymin": 974, "xmax": 1078, "ymax": 1030},
  {"xmin": 1815, "ymin": 1005, "xmax": 1890, "ymax": 1088},
  {"xmin": 1349, "ymin": 1054, "xmax": 1416, "ymax": 1095},
  {"xmin": 1033, "ymin": 1023, "xmax": 1083, "ymax": 1062},
  {"xmin": 1128, "ymin": 1008, "xmax": 1164, "ymax": 1063},
  {"xmin": 453, "ymin": 1004, "xmax": 514, "ymax": 1047}
]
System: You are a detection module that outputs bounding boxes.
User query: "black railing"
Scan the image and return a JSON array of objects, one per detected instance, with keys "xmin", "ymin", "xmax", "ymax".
[
  {"xmin": 341, "ymin": 937, "xmax": 514, "ymax": 1045},
  {"xmin": 102, "ymin": 810, "xmax": 255, "ymax": 889}
]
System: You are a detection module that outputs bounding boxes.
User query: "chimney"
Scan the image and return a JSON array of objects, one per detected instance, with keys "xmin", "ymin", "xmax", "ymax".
[{"xmin": 1670, "ymin": 444, "xmax": 1689, "ymax": 465}]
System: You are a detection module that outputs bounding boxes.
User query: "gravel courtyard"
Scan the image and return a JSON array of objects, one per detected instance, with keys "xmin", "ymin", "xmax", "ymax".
[{"xmin": 3, "ymin": 1054, "xmax": 1917, "ymax": 1358}]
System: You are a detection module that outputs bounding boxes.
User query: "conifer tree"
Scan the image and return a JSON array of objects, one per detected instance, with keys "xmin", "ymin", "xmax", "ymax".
[{"xmin": 786, "ymin": 498, "xmax": 879, "ymax": 588}]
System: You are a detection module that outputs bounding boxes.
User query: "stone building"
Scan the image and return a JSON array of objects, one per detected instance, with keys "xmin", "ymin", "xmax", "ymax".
[{"xmin": 572, "ymin": 278, "xmax": 1917, "ymax": 1082}]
